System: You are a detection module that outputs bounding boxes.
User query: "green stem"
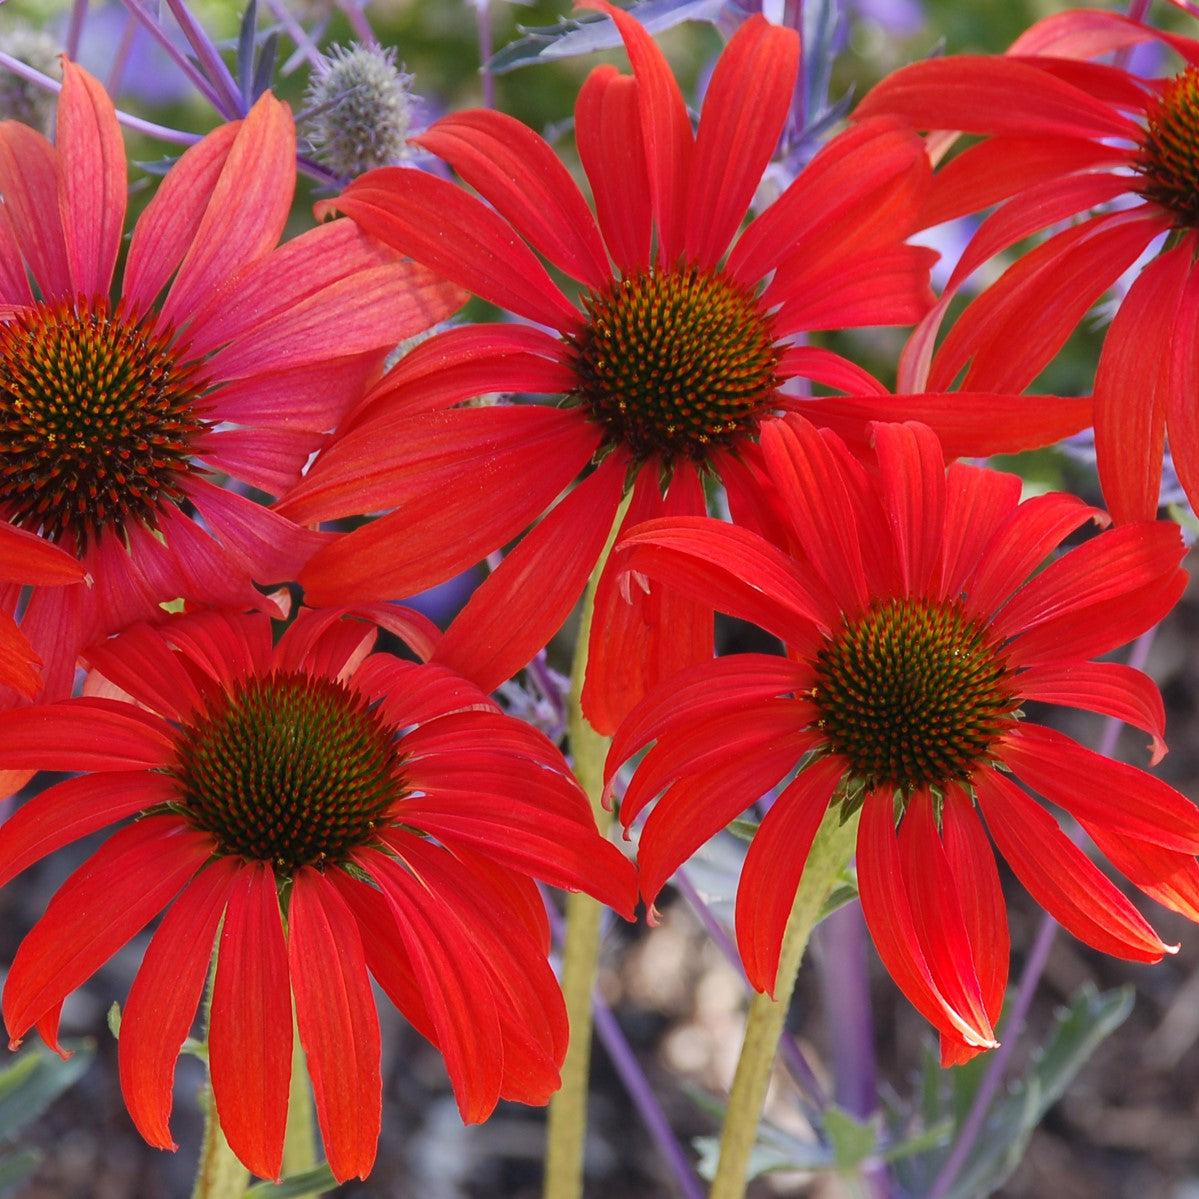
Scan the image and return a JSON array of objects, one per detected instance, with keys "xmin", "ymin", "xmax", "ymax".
[
  {"xmin": 543, "ymin": 492, "xmax": 632, "ymax": 1199},
  {"xmin": 192, "ymin": 952, "xmax": 249, "ymax": 1199},
  {"xmin": 282, "ymin": 1013, "xmax": 317, "ymax": 1181},
  {"xmin": 709, "ymin": 803, "xmax": 861, "ymax": 1199}
]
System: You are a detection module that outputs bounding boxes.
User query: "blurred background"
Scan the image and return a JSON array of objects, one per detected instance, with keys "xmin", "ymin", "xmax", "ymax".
[{"xmin": 2, "ymin": 0, "xmax": 1199, "ymax": 1195}]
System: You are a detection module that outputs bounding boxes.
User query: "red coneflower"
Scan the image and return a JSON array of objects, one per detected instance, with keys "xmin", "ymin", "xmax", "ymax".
[
  {"xmin": 276, "ymin": 1, "xmax": 962, "ymax": 732},
  {"xmin": 0, "ymin": 606, "xmax": 636, "ymax": 1182},
  {"xmin": 855, "ymin": 6, "xmax": 1199, "ymax": 523},
  {"xmin": 605, "ymin": 414, "xmax": 1194, "ymax": 1063},
  {"xmin": 0, "ymin": 62, "xmax": 461, "ymax": 702}
]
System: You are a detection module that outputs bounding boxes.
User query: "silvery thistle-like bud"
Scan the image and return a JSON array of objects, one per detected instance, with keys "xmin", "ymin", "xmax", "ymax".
[
  {"xmin": 303, "ymin": 43, "xmax": 412, "ymax": 179},
  {"xmin": 0, "ymin": 25, "xmax": 62, "ymax": 135}
]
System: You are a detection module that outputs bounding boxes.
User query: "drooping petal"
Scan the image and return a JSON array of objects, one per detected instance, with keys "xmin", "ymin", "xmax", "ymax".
[
  {"xmin": 288, "ymin": 870, "xmax": 381, "ymax": 1184},
  {"xmin": 0, "ymin": 205, "xmax": 33, "ymax": 305},
  {"xmin": 3, "ymin": 817, "xmax": 211, "ymax": 1045},
  {"xmin": 1163, "ymin": 248, "xmax": 1199, "ymax": 522},
  {"xmin": 856, "ymin": 789, "xmax": 998, "ymax": 1049},
  {"xmin": 0, "ymin": 614, "xmax": 40, "ymax": 700},
  {"xmin": 575, "ymin": 66, "xmax": 651, "ymax": 274},
  {"xmin": 735, "ymin": 756, "xmax": 845, "ymax": 995},
  {"xmin": 1000, "ymin": 724, "xmax": 1199, "ymax": 854},
  {"xmin": 899, "ymin": 793, "xmax": 996, "ymax": 1048},
  {"xmin": 1094, "ymin": 244, "xmax": 1190, "ymax": 523},
  {"xmin": 432, "ymin": 454, "xmax": 625, "ymax": 694},
  {"xmin": 318, "ymin": 169, "xmax": 579, "ymax": 332},
  {"xmin": 0, "ymin": 771, "xmax": 178, "ymax": 890},
  {"xmin": 1082, "ymin": 821, "xmax": 1199, "ymax": 925},
  {"xmin": 79, "ymin": 622, "xmax": 202, "ymax": 721},
  {"xmin": 974, "ymin": 767, "xmax": 1173, "ymax": 962},
  {"xmin": 415, "ymin": 109, "xmax": 609, "ymax": 288},
  {"xmin": 57, "ymin": 61, "xmax": 127, "ymax": 297},
  {"xmin": 1016, "ymin": 663, "xmax": 1166, "ymax": 764},
  {"xmin": 0, "ymin": 698, "xmax": 176, "ymax": 773},
  {"xmin": 209, "ymin": 862, "xmax": 291, "ymax": 1184},
  {"xmin": 119, "ymin": 858, "xmax": 239, "ymax": 1151},
  {"xmin": 355, "ymin": 849, "xmax": 504, "ymax": 1123},
  {"xmin": 939, "ymin": 787, "xmax": 1008, "ymax": 1067},
  {"xmin": 684, "ymin": 15, "xmax": 799, "ymax": 268}
]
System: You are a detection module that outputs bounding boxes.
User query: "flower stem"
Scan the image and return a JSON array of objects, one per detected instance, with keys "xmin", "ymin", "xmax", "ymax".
[
  {"xmin": 709, "ymin": 803, "xmax": 861, "ymax": 1199},
  {"xmin": 282, "ymin": 1017, "xmax": 317, "ymax": 1179},
  {"xmin": 543, "ymin": 493, "xmax": 632, "ymax": 1199}
]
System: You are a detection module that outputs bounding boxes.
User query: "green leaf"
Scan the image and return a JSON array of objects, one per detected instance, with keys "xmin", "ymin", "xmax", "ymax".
[
  {"xmin": 693, "ymin": 1125, "xmax": 832, "ymax": 1182},
  {"xmin": 824, "ymin": 1106, "xmax": 877, "ymax": 1170},
  {"xmin": 0, "ymin": 1043, "xmax": 94, "ymax": 1140},
  {"xmin": 107, "ymin": 1003, "xmax": 122, "ymax": 1040},
  {"xmin": 245, "ymin": 1163, "xmax": 338, "ymax": 1198},
  {"xmin": 817, "ymin": 874, "xmax": 859, "ymax": 922},
  {"xmin": 0, "ymin": 1148, "xmax": 42, "ymax": 1194},
  {"xmin": 726, "ymin": 818, "xmax": 760, "ymax": 842}
]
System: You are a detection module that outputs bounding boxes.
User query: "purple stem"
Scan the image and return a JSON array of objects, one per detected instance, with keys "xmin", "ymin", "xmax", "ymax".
[
  {"xmin": 817, "ymin": 903, "xmax": 876, "ymax": 1119},
  {"xmin": 119, "ymin": 0, "xmax": 236, "ymax": 117},
  {"xmin": 927, "ymin": 913, "xmax": 1057, "ymax": 1199},
  {"xmin": 335, "ymin": 0, "xmax": 376, "ymax": 44},
  {"xmin": 1115, "ymin": 0, "xmax": 1151, "ymax": 69},
  {"xmin": 544, "ymin": 900, "xmax": 705, "ymax": 1199},
  {"xmin": 164, "ymin": 0, "xmax": 245, "ymax": 114},
  {"xmin": 783, "ymin": 0, "xmax": 805, "ymax": 144},
  {"xmin": 929, "ymin": 623, "xmax": 1160, "ymax": 1199},
  {"xmin": 105, "ymin": 11, "xmax": 139, "ymax": 97},
  {"xmin": 0, "ymin": 49, "xmax": 202, "ymax": 145},
  {"xmin": 528, "ymin": 651, "xmax": 567, "ymax": 730},
  {"xmin": 262, "ymin": 0, "xmax": 325, "ymax": 69},
  {"xmin": 66, "ymin": 0, "xmax": 89, "ymax": 60},
  {"xmin": 673, "ymin": 867, "xmax": 829, "ymax": 1111},
  {"xmin": 476, "ymin": 0, "xmax": 496, "ymax": 109}
]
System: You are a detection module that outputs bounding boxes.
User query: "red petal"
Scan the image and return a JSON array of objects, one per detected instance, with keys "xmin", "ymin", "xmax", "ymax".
[
  {"xmin": 432, "ymin": 454, "xmax": 624, "ymax": 693},
  {"xmin": 963, "ymin": 491, "xmax": 1101, "ymax": 622},
  {"xmin": 209, "ymin": 862, "xmax": 291, "ymax": 1183},
  {"xmin": 161, "ymin": 93, "xmax": 295, "ymax": 328},
  {"xmin": 3, "ymin": 817, "xmax": 210, "ymax": 1044},
  {"xmin": 575, "ymin": 67, "xmax": 651, "ymax": 274},
  {"xmin": 57, "ymin": 62, "xmax": 126, "ymax": 296},
  {"xmin": 1001, "ymin": 723, "xmax": 1199, "ymax": 853},
  {"xmin": 81, "ymin": 623, "xmax": 202, "ymax": 722},
  {"xmin": 582, "ymin": 0, "xmax": 693, "ymax": 264},
  {"xmin": 636, "ymin": 737, "xmax": 817, "ymax": 908},
  {"xmin": 1163, "ymin": 249, "xmax": 1199, "ymax": 523},
  {"xmin": 605, "ymin": 653, "xmax": 812, "ymax": 792},
  {"xmin": 122, "ymin": 123, "xmax": 240, "ymax": 311},
  {"xmin": 801, "ymin": 393, "xmax": 1094, "ymax": 461},
  {"xmin": 0, "ymin": 615, "xmax": 40, "ymax": 700},
  {"xmin": 857, "ymin": 789, "xmax": 998, "ymax": 1048},
  {"xmin": 993, "ymin": 520, "xmax": 1186, "ymax": 640},
  {"xmin": 320, "ymin": 169, "xmax": 578, "ymax": 331},
  {"xmin": 939, "ymin": 463, "xmax": 1023, "ymax": 600},
  {"xmin": 1017, "ymin": 662, "xmax": 1166, "ymax": 765},
  {"xmin": 854, "ymin": 55, "xmax": 1141, "ymax": 141},
  {"xmin": 613, "ymin": 516, "xmax": 833, "ymax": 643},
  {"xmin": 0, "ymin": 123, "xmax": 70, "ymax": 301},
  {"xmin": 0, "ymin": 522, "xmax": 81, "ymax": 587},
  {"xmin": 871, "ymin": 421, "xmax": 947, "ymax": 599},
  {"xmin": 288, "ymin": 870, "xmax": 381, "ymax": 1183},
  {"xmin": 778, "ymin": 346, "xmax": 888, "ymax": 396},
  {"xmin": 0, "ymin": 204, "xmax": 32, "ymax": 305},
  {"xmin": 415, "ymin": 110, "xmax": 609, "ymax": 288},
  {"xmin": 356, "ymin": 849, "xmax": 504, "ymax": 1122},
  {"xmin": 1082, "ymin": 822, "xmax": 1199, "ymax": 925},
  {"xmin": 349, "ymin": 658, "xmax": 492, "ymax": 727},
  {"xmin": 0, "ymin": 770, "xmax": 177, "ymax": 890},
  {"xmin": 939, "ymin": 787, "xmax": 1008, "ymax": 1067},
  {"xmin": 581, "ymin": 462, "xmax": 711, "ymax": 735},
  {"xmin": 735, "ymin": 756, "xmax": 844, "ymax": 994},
  {"xmin": 900, "ymin": 793, "xmax": 996, "ymax": 1046},
  {"xmin": 1095, "ymin": 245, "xmax": 1190, "ymax": 523},
  {"xmin": 0, "ymin": 698, "xmax": 175, "ymax": 772},
  {"xmin": 684, "ymin": 15, "xmax": 799, "ymax": 268},
  {"xmin": 975, "ymin": 767, "xmax": 1173, "ymax": 962},
  {"xmin": 119, "ymin": 858, "xmax": 239, "ymax": 1150}
]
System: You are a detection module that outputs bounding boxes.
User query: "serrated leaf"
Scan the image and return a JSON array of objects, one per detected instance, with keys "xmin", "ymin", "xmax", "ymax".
[
  {"xmin": 245, "ymin": 1163, "xmax": 338, "ymax": 1197},
  {"xmin": 823, "ymin": 1106, "xmax": 877, "ymax": 1170},
  {"xmin": 0, "ymin": 1044, "xmax": 94, "ymax": 1140},
  {"xmin": 490, "ymin": 0, "xmax": 728, "ymax": 73}
]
